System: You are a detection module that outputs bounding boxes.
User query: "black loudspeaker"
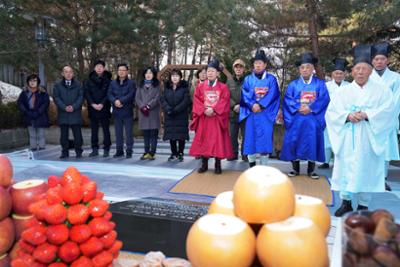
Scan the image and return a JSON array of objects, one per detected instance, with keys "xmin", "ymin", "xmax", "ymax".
[{"xmin": 109, "ymin": 197, "xmax": 209, "ymax": 258}]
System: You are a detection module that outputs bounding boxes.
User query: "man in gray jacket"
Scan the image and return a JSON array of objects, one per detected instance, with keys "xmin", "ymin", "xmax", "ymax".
[{"xmin": 53, "ymin": 65, "xmax": 84, "ymax": 159}]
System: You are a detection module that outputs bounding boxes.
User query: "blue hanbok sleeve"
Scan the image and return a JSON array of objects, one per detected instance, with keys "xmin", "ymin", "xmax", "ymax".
[
  {"xmin": 259, "ymin": 76, "xmax": 280, "ymax": 123},
  {"xmin": 239, "ymin": 76, "xmax": 254, "ymax": 122},
  {"xmin": 283, "ymin": 82, "xmax": 300, "ymax": 115},
  {"xmin": 309, "ymin": 81, "xmax": 330, "ymax": 115},
  {"xmin": 282, "ymin": 81, "xmax": 300, "ymax": 128},
  {"xmin": 241, "ymin": 77, "xmax": 256, "ymax": 110}
]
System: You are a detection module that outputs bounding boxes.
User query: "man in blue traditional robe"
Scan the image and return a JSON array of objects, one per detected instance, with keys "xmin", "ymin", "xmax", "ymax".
[
  {"xmin": 326, "ymin": 45, "xmax": 395, "ymax": 216},
  {"xmin": 318, "ymin": 58, "xmax": 350, "ymax": 169},
  {"xmin": 369, "ymin": 42, "xmax": 400, "ymax": 192},
  {"xmin": 281, "ymin": 52, "xmax": 330, "ymax": 179},
  {"xmin": 239, "ymin": 49, "xmax": 280, "ymax": 168}
]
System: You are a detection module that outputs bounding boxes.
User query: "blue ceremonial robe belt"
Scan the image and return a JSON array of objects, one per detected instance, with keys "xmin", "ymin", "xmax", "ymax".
[{"xmin": 346, "ymin": 105, "xmax": 366, "ymax": 150}]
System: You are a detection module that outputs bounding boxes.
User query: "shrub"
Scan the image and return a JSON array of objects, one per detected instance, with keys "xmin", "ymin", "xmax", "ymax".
[{"xmin": 0, "ymin": 102, "xmax": 23, "ymax": 129}]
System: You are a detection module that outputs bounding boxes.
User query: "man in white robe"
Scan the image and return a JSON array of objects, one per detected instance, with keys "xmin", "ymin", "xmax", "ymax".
[
  {"xmin": 326, "ymin": 44, "xmax": 395, "ymax": 217},
  {"xmin": 369, "ymin": 42, "xmax": 400, "ymax": 191},
  {"xmin": 319, "ymin": 58, "xmax": 350, "ymax": 169}
]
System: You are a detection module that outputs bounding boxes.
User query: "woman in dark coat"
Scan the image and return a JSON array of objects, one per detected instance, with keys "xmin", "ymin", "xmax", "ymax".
[
  {"xmin": 17, "ymin": 74, "xmax": 50, "ymax": 150},
  {"xmin": 135, "ymin": 67, "xmax": 161, "ymax": 160},
  {"xmin": 161, "ymin": 69, "xmax": 190, "ymax": 162}
]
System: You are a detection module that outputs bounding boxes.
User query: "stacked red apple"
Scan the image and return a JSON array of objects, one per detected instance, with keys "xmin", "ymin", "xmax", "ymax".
[
  {"xmin": 10, "ymin": 178, "xmax": 48, "ymax": 244},
  {"xmin": 0, "ymin": 154, "xmax": 15, "ymax": 267},
  {"xmin": 186, "ymin": 166, "xmax": 331, "ymax": 267},
  {"xmin": 11, "ymin": 166, "xmax": 123, "ymax": 267}
]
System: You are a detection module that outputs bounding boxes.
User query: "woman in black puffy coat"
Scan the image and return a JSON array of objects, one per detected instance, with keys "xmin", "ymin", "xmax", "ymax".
[{"xmin": 161, "ymin": 69, "xmax": 190, "ymax": 162}]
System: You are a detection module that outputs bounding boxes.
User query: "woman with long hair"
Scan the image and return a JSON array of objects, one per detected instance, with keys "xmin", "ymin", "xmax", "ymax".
[{"xmin": 136, "ymin": 67, "xmax": 161, "ymax": 160}]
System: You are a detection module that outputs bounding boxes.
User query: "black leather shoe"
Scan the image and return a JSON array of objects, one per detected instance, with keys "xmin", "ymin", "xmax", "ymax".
[
  {"xmin": 89, "ymin": 148, "xmax": 99, "ymax": 157},
  {"xmin": 76, "ymin": 153, "xmax": 82, "ymax": 158},
  {"xmin": 307, "ymin": 161, "xmax": 316, "ymax": 174},
  {"xmin": 308, "ymin": 172, "xmax": 320, "ymax": 179},
  {"xmin": 168, "ymin": 154, "xmax": 177, "ymax": 162},
  {"xmin": 103, "ymin": 149, "xmax": 110, "ymax": 157},
  {"xmin": 291, "ymin": 160, "xmax": 300, "ymax": 175},
  {"xmin": 287, "ymin": 171, "xmax": 299, "ymax": 177},
  {"xmin": 113, "ymin": 151, "xmax": 124, "ymax": 158},
  {"xmin": 357, "ymin": 205, "xmax": 368, "ymax": 211},
  {"xmin": 214, "ymin": 159, "xmax": 222, "ymax": 174},
  {"xmin": 197, "ymin": 157, "xmax": 209, "ymax": 173},
  {"xmin": 59, "ymin": 153, "xmax": 69, "ymax": 159},
  {"xmin": 334, "ymin": 200, "xmax": 353, "ymax": 217},
  {"xmin": 318, "ymin": 163, "xmax": 330, "ymax": 169},
  {"xmin": 249, "ymin": 162, "xmax": 256, "ymax": 168},
  {"xmin": 385, "ymin": 182, "xmax": 392, "ymax": 191}
]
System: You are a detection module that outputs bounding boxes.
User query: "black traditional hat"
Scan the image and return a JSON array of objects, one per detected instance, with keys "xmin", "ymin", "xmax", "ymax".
[
  {"xmin": 352, "ymin": 44, "xmax": 372, "ymax": 66},
  {"xmin": 251, "ymin": 49, "xmax": 268, "ymax": 63},
  {"xmin": 371, "ymin": 42, "xmax": 391, "ymax": 58},
  {"xmin": 93, "ymin": 59, "xmax": 105, "ymax": 67},
  {"xmin": 295, "ymin": 52, "xmax": 318, "ymax": 67},
  {"xmin": 332, "ymin": 58, "xmax": 349, "ymax": 72},
  {"xmin": 207, "ymin": 58, "xmax": 223, "ymax": 72}
]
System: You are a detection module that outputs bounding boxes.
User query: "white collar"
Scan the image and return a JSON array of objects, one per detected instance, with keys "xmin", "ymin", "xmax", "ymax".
[
  {"xmin": 208, "ymin": 79, "xmax": 218, "ymax": 87},
  {"xmin": 301, "ymin": 75, "xmax": 313, "ymax": 84},
  {"xmin": 261, "ymin": 71, "xmax": 266, "ymax": 80}
]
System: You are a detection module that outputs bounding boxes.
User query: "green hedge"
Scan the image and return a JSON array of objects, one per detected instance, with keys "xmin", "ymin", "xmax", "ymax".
[{"xmin": 0, "ymin": 102, "xmax": 23, "ymax": 129}]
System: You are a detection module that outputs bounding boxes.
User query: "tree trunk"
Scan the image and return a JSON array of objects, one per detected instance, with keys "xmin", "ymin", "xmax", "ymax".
[
  {"xmin": 74, "ymin": 25, "xmax": 85, "ymax": 78},
  {"xmin": 167, "ymin": 36, "xmax": 174, "ymax": 65},
  {"xmin": 199, "ymin": 44, "xmax": 203, "ymax": 64},
  {"xmin": 207, "ymin": 42, "xmax": 213, "ymax": 63},
  {"xmin": 183, "ymin": 35, "xmax": 188, "ymax": 65},
  {"xmin": 306, "ymin": 0, "xmax": 324, "ymax": 79},
  {"xmin": 188, "ymin": 41, "xmax": 198, "ymax": 84},
  {"xmin": 89, "ymin": 8, "xmax": 98, "ymax": 65}
]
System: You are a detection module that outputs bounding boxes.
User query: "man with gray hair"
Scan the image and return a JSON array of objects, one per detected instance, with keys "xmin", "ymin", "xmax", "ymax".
[
  {"xmin": 326, "ymin": 45, "xmax": 395, "ymax": 216},
  {"xmin": 53, "ymin": 65, "xmax": 84, "ymax": 159}
]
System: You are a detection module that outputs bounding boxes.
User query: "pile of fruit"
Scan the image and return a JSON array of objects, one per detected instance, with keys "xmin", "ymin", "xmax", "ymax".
[
  {"xmin": 343, "ymin": 209, "xmax": 400, "ymax": 267},
  {"xmin": 0, "ymin": 154, "xmax": 15, "ymax": 267},
  {"xmin": 186, "ymin": 166, "xmax": 331, "ymax": 267},
  {"xmin": 10, "ymin": 165, "xmax": 122, "ymax": 267}
]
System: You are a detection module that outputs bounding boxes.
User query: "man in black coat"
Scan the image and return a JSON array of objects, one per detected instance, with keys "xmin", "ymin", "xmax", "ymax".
[
  {"xmin": 107, "ymin": 63, "xmax": 136, "ymax": 158},
  {"xmin": 84, "ymin": 60, "xmax": 112, "ymax": 157},
  {"xmin": 53, "ymin": 65, "xmax": 84, "ymax": 159}
]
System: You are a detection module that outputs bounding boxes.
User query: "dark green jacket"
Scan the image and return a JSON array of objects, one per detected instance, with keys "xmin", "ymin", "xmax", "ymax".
[
  {"xmin": 227, "ymin": 76, "xmax": 244, "ymax": 121},
  {"xmin": 53, "ymin": 78, "xmax": 84, "ymax": 125}
]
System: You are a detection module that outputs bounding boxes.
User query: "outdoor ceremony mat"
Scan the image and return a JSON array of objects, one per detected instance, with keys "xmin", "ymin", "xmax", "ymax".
[{"xmin": 168, "ymin": 170, "xmax": 333, "ymax": 206}]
